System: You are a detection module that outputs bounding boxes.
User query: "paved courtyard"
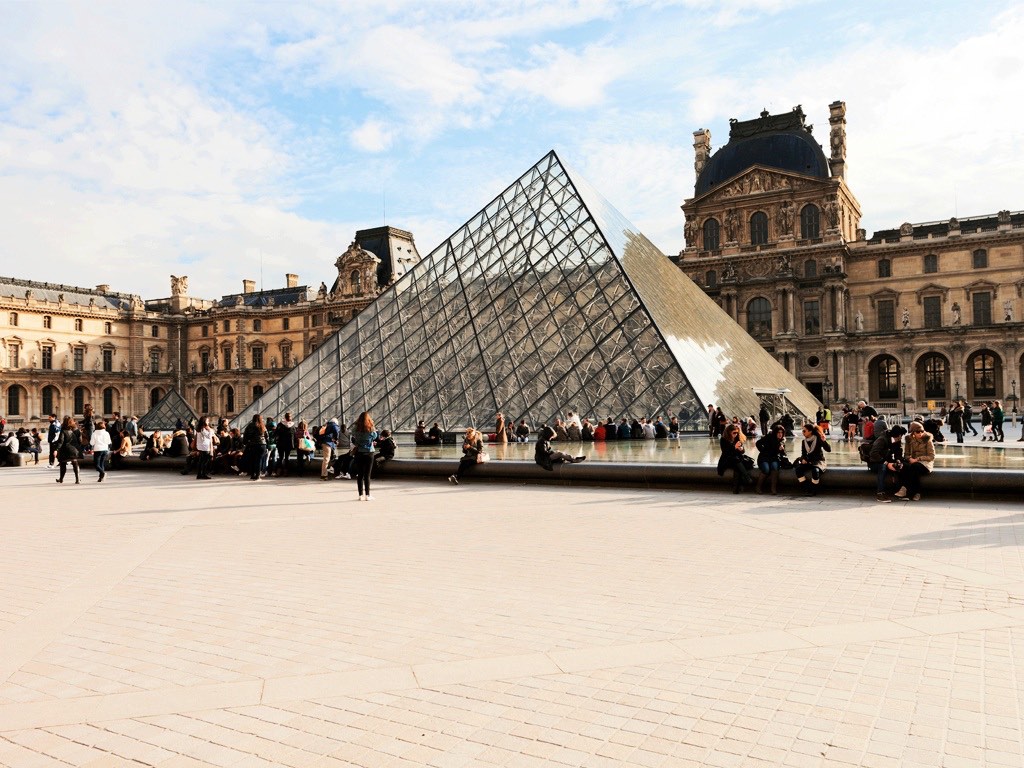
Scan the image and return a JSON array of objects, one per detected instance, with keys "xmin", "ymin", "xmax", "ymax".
[{"xmin": 2, "ymin": 467, "xmax": 1024, "ymax": 767}]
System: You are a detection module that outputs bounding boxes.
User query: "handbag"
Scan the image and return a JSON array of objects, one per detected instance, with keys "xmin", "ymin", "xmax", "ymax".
[
  {"xmin": 476, "ymin": 451, "xmax": 490, "ymax": 464},
  {"xmin": 739, "ymin": 454, "xmax": 754, "ymax": 470},
  {"xmin": 778, "ymin": 456, "xmax": 793, "ymax": 470},
  {"xmin": 298, "ymin": 436, "xmax": 315, "ymax": 452}
]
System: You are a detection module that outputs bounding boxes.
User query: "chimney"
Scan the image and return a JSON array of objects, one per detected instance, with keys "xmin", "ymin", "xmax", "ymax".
[
  {"xmin": 693, "ymin": 129, "xmax": 712, "ymax": 180},
  {"xmin": 95, "ymin": 284, "xmax": 110, "ymax": 293},
  {"xmin": 242, "ymin": 279, "xmax": 256, "ymax": 294},
  {"xmin": 285, "ymin": 273, "xmax": 299, "ymax": 288},
  {"xmin": 828, "ymin": 100, "xmax": 847, "ymax": 180}
]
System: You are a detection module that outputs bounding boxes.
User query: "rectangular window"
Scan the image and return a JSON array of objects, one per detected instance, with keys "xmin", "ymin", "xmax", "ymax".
[
  {"xmin": 202, "ymin": 325, "xmax": 209, "ymax": 337},
  {"xmin": 253, "ymin": 319, "xmax": 262, "ymax": 332},
  {"xmin": 877, "ymin": 300, "xmax": 895, "ymax": 332},
  {"xmin": 150, "ymin": 350, "xmax": 160, "ymax": 374},
  {"xmin": 102, "ymin": 349, "xmax": 113, "ymax": 372},
  {"xmin": 223, "ymin": 319, "xmax": 231, "ymax": 332},
  {"xmin": 103, "ymin": 388, "xmax": 114, "ymax": 414},
  {"xmin": 73, "ymin": 347, "xmax": 84, "ymax": 371},
  {"xmin": 923, "ymin": 296, "xmax": 942, "ymax": 329},
  {"xmin": 282, "ymin": 317, "xmax": 290, "ymax": 330},
  {"xmin": 803, "ymin": 301, "xmax": 820, "ymax": 336},
  {"xmin": 41, "ymin": 346, "xmax": 53, "ymax": 370},
  {"xmin": 8, "ymin": 344, "xmax": 19, "ymax": 368},
  {"xmin": 311, "ymin": 314, "xmax": 322, "ymax": 328},
  {"xmin": 151, "ymin": 325, "xmax": 159, "ymax": 338},
  {"xmin": 75, "ymin": 318, "xmax": 83, "ymax": 331},
  {"xmin": 43, "ymin": 315, "xmax": 52, "ymax": 329},
  {"xmin": 282, "ymin": 347, "xmax": 291, "ymax": 367},
  {"xmin": 104, "ymin": 322, "xmax": 112, "ymax": 334},
  {"xmin": 252, "ymin": 347, "xmax": 264, "ymax": 370},
  {"xmin": 973, "ymin": 292, "xmax": 992, "ymax": 325},
  {"xmin": 201, "ymin": 350, "xmax": 210, "ymax": 372}
]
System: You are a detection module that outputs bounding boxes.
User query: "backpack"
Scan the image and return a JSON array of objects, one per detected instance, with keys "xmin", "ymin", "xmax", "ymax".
[{"xmin": 857, "ymin": 441, "xmax": 873, "ymax": 464}]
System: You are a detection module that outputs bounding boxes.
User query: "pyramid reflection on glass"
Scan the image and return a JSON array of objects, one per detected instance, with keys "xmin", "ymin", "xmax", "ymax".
[
  {"xmin": 237, "ymin": 151, "xmax": 819, "ymax": 433},
  {"xmin": 139, "ymin": 389, "xmax": 198, "ymax": 432}
]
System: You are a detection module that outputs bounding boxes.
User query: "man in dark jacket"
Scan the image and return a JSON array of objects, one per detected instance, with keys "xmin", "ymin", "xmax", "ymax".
[
  {"xmin": 869, "ymin": 425, "xmax": 906, "ymax": 502},
  {"xmin": 964, "ymin": 401, "xmax": 977, "ymax": 436},
  {"xmin": 947, "ymin": 403, "xmax": 965, "ymax": 443},
  {"xmin": 46, "ymin": 414, "xmax": 60, "ymax": 467},
  {"xmin": 534, "ymin": 426, "xmax": 585, "ymax": 471}
]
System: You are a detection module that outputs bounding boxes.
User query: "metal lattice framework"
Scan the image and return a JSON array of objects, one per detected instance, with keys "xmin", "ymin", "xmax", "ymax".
[
  {"xmin": 236, "ymin": 152, "xmax": 819, "ymax": 432},
  {"xmin": 138, "ymin": 389, "xmax": 198, "ymax": 432}
]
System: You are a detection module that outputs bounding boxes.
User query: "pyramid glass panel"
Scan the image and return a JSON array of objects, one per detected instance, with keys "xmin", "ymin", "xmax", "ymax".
[
  {"xmin": 238, "ymin": 151, "xmax": 819, "ymax": 433},
  {"xmin": 139, "ymin": 389, "xmax": 199, "ymax": 432}
]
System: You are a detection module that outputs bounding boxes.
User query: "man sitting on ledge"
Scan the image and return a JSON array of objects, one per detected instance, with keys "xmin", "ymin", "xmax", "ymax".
[{"xmin": 534, "ymin": 426, "xmax": 586, "ymax": 471}]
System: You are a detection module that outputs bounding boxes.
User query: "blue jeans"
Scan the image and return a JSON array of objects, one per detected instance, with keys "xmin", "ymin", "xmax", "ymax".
[
  {"xmin": 94, "ymin": 450, "xmax": 108, "ymax": 476},
  {"xmin": 757, "ymin": 458, "xmax": 779, "ymax": 475},
  {"xmin": 868, "ymin": 462, "xmax": 893, "ymax": 493}
]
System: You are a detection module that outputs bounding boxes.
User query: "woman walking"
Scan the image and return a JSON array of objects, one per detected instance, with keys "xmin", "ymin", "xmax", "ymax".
[
  {"xmin": 194, "ymin": 417, "xmax": 215, "ymax": 480},
  {"xmin": 242, "ymin": 414, "xmax": 268, "ymax": 481},
  {"xmin": 717, "ymin": 423, "xmax": 752, "ymax": 494},
  {"xmin": 794, "ymin": 423, "xmax": 831, "ymax": 495},
  {"xmin": 755, "ymin": 424, "xmax": 787, "ymax": 495},
  {"xmin": 54, "ymin": 416, "xmax": 83, "ymax": 484},
  {"xmin": 350, "ymin": 412, "xmax": 379, "ymax": 501},
  {"xmin": 91, "ymin": 419, "xmax": 112, "ymax": 482},
  {"xmin": 449, "ymin": 428, "xmax": 484, "ymax": 485}
]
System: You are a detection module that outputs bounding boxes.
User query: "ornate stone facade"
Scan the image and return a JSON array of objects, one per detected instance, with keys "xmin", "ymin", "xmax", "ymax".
[
  {"xmin": 678, "ymin": 103, "xmax": 1024, "ymax": 418},
  {"xmin": 0, "ymin": 227, "xmax": 420, "ymax": 426}
]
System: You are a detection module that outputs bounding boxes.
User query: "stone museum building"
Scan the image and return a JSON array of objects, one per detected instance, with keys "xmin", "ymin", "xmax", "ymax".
[
  {"xmin": 677, "ymin": 102, "xmax": 1024, "ymax": 416},
  {"xmin": 0, "ymin": 227, "xmax": 419, "ymax": 425}
]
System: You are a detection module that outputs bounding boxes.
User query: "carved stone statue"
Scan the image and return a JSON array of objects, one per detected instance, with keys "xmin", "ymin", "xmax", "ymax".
[
  {"xmin": 318, "ymin": 282, "xmax": 328, "ymax": 297},
  {"xmin": 62, "ymin": 353, "xmax": 69, "ymax": 370},
  {"xmin": 825, "ymin": 198, "xmax": 840, "ymax": 229},
  {"xmin": 854, "ymin": 310, "xmax": 864, "ymax": 332},
  {"xmin": 1005, "ymin": 300, "xmax": 1014, "ymax": 322},
  {"xmin": 951, "ymin": 302, "xmax": 962, "ymax": 325},
  {"xmin": 724, "ymin": 209, "xmax": 738, "ymax": 243},
  {"xmin": 24, "ymin": 289, "xmax": 32, "ymax": 300},
  {"xmin": 93, "ymin": 356, "xmax": 100, "ymax": 371},
  {"xmin": 31, "ymin": 352, "xmax": 37, "ymax": 368},
  {"xmin": 998, "ymin": 210, "xmax": 1011, "ymax": 225},
  {"xmin": 170, "ymin": 275, "xmax": 188, "ymax": 296},
  {"xmin": 122, "ymin": 360, "xmax": 129, "ymax": 372},
  {"xmin": 899, "ymin": 222, "xmax": 913, "ymax": 237},
  {"xmin": 901, "ymin": 307, "xmax": 910, "ymax": 329},
  {"xmin": 684, "ymin": 217, "xmax": 698, "ymax": 247},
  {"xmin": 775, "ymin": 254, "xmax": 792, "ymax": 273},
  {"xmin": 775, "ymin": 201, "xmax": 793, "ymax": 236},
  {"xmin": 131, "ymin": 295, "xmax": 144, "ymax": 310},
  {"xmin": 722, "ymin": 263, "xmax": 737, "ymax": 281},
  {"xmin": 948, "ymin": 217, "xmax": 960, "ymax": 231}
]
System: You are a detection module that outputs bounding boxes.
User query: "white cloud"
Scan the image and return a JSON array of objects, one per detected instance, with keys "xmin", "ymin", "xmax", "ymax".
[
  {"xmin": 351, "ymin": 118, "xmax": 396, "ymax": 153},
  {"xmin": 496, "ymin": 42, "xmax": 630, "ymax": 109}
]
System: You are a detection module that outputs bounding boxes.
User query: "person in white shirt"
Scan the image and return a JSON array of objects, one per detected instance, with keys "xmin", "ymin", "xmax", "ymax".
[
  {"xmin": 91, "ymin": 420, "xmax": 112, "ymax": 482},
  {"xmin": 565, "ymin": 411, "xmax": 582, "ymax": 429},
  {"xmin": 194, "ymin": 416, "xmax": 216, "ymax": 480}
]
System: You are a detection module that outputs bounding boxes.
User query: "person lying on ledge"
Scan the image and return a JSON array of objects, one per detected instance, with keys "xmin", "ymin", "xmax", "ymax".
[{"xmin": 534, "ymin": 425, "xmax": 586, "ymax": 471}]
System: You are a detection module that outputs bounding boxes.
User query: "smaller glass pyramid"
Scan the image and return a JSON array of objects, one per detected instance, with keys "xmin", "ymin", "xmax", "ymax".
[
  {"xmin": 236, "ymin": 151, "xmax": 819, "ymax": 432},
  {"xmin": 139, "ymin": 389, "xmax": 199, "ymax": 432}
]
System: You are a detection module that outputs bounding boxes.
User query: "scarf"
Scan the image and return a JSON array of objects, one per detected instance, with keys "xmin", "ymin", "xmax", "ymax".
[{"xmin": 803, "ymin": 434, "xmax": 818, "ymax": 456}]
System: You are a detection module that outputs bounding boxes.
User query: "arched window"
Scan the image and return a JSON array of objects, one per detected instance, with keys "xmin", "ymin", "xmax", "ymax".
[
  {"xmin": 702, "ymin": 218, "xmax": 720, "ymax": 251},
  {"xmin": 705, "ymin": 270, "xmax": 717, "ymax": 289},
  {"xmin": 804, "ymin": 260, "xmax": 817, "ymax": 278},
  {"xmin": 746, "ymin": 297, "xmax": 773, "ymax": 339},
  {"xmin": 41, "ymin": 385, "xmax": 58, "ymax": 416},
  {"xmin": 351, "ymin": 269, "xmax": 362, "ymax": 293},
  {"xmin": 872, "ymin": 355, "xmax": 900, "ymax": 400},
  {"xmin": 103, "ymin": 387, "xmax": 115, "ymax": 415},
  {"xmin": 750, "ymin": 212, "xmax": 769, "ymax": 245},
  {"xmin": 969, "ymin": 350, "xmax": 1001, "ymax": 398},
  {"xmin": 919, "ymin": 354, "xmax": 948, "ymax": 399},
  {"xmin": 7, "ymin": 385, "xmax": 24, "ymax": 416},
  {"xmin": 923, "ymin": 254, "xmax": 938, "ymax": 274},
  {"xmin": 877, "ymin": 259, "xmax": 891, "ymax": 278},
  {"xmin": 224, "ymin": 385, "xmax": 235, "ymax": 413},
  {"xmin": 972, "ymin": 249, "xmax": 988, "ymax": 269},
  {"xmin": 253, "ymin": 384, "xmax": 264, "ymax": 400},
  {"xmin": 800, "ymin": 204, "xmax": 820, "ymax": 239},
  {"xmin": 196, "ymin": 387, "xmax": 209, "ymax": 414},
  {"xmin": 150, "ymin": 388, "xmax": 163, "ymax": 408},
  {"xmin": 74, "ymin": 386, "xmax": 88, "ymax": 415}
]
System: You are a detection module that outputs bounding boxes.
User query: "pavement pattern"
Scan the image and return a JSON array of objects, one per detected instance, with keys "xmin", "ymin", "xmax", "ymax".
[{"xmin": 2, "ymin": 465, "xmax": 1024, "ymax": 767}]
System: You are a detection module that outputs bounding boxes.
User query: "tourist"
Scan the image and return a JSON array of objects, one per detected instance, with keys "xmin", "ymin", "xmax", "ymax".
[
  {"xmin": 862, "ymin": 414, "xmax": 877, "ymax": 442},
  {"xmin": 868, "ymin": 424, "xmax": 906, "ymax": 502},
  {"xmin": 275, "ymin": 413, "xmax": 296, "ymax": 476},
  {"xmin": 947, "ymin": 402, "xmax": 965, "ymax": 443},
  {"xmin": 744, "ymin": 416, "xmax": 758, "ymax": 439},
  {"xmin": 707, "ymin": 404, "xmax": 717, "ymax": 438},
  {"xmin": 264, "ymin": 417, "xmax": 277, "ymax": 476},
  {"xmin": 980, "ymin": 402, "xmax": 992, "ymax": 440},
  {"xmin": 166, "ymin": 427, "xmax": 190, "ymax": 457},
  {"xmin": 843, "ymin": 407, "xmax": 859, "ymax": 442},
  {"xmin": 242, "ymin": 414, "xmax": 268, "ymax": 481},
  {"xmin": 617, "ymin": 418, "xmax": 631, "ymax": 440},
  {"xmin": 759, "ymin": 404, "xmax": 771, "ymax": 437},
  {"xmin": 81, "ymin": 404, "xmax": 95, "ymax": 454},
  {"xmin": 0, "ymin": 431, "xmax": 17, "ymax": 467},
  {"xmin": 779, "ymin": 412, "xmax": 795, "ymax": 437},
  {"xmin": 921, "ymin": 416, "xmax": 944, "ymax": 444},
  {"xmin": 53, "ymin": 416, "xmax": 83, "ymax": 484},
  {"xmin": 593, "ymin": 419, "xmax": 606, "ymax": 441},
  {"xmin": 350, "ymin": 411, "xmax": 379, "ymax": 500},
  {"xmin": 858, "ymin": 400, "xmax": 878, "ymax": 421},
  {"xmin": 428, "ymin": 422, "xmax": 444, "ymax": 444},
  {"xmin": 111, "ymin": 430, "xmax": 132, "ymax": 469},
  {"xmin": 754, "ymin": 424, "xmax": 787, "ymax": 495},
  {"xmin": 717, "ymin": 423, "xmax": 752, "ymax": 494},
  {"xmin": 295, "ymin": 420, "xmax": 315, "ymax": 474},
  {"xmin": 414, "ymin": 420, "xmax": 434, "ymax": 445},
  {"xmin": 642, "ymin": 419, "xmax": 655, "ymax": 439},
  {"xmin": 553, "ymin": 419, "xmax": 569, "ymax": 441},
  {"xmin": 194, "ymin": 417, "xmax": 215, "ymax": 480},
  {"xmin": 714, "ymin": 410, "xmax": 727, "ymax": 438},
  {"xmin": 494, "ymin": 412, "xmax": 508, "ymax": 444},
  {"xmin": 964, "ymin": 401, "xmax": 978, "ymax": 436},
  {"xmin": 534, "ymin": 425, "xmax": 586, "ymax": 470},
  {"xmin": 567, "ymin": 419, "xmax": 582, "ymax": 441},
  {"xmin": 46, "ymin": 414, "xmax": 60, "ymax": 468},
  {"xmin": 631, "ymin": 419, "xmax": 644, "ymax": 440},
  {"xmin": 794, "ymin": 423, "xmax": 830, "ymax": 494},
  {"xmin": 893, "ymin": 421, "xmax": 935, "ymax": 501},
  {"xmin": 566, "ymin": 411, "xmax": 582, "ymax": 430},
  {"xmin": 140, "ymin": 430, "xmax": 163, "ymax": 461},
  {"xmin": 515, "ymin": 419, "xmax": 531, "ymax": 442},
  {"xmin": 91, "ymin": 419, "xmax": 112, "ymax": 482},
  {"xmin": 581, "ymin": 419, "xmax": 594, "ymax": 441},
  {"xmin": 668, "ymin": 416, "xmax": 679, "ymax": 437},
  {"xmin": 448, "ymin": 427, "xmax": 484, "ymax": 484},
  {"xmin": 26, "ymin": 428, "xmax": 42, "ymax": 464},
  {"xmin": 374, "ymin": 429, "xmax": 396, "ymax": 470},
  {"xmin": 991, "ymin": 400, "xmax": 1005, "ymax": 443},
  {"xmin": 319, "ymin": 418, "xmax": 340, "ymax": 481},
  {"xmin": 126, "ymin": 416, "xmax": 139, "ymax": 444}
]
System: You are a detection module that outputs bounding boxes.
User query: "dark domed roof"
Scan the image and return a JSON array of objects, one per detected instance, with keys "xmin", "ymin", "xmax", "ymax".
[{"xmin": 695, "ymin": 108, "xmax": 830, "ymax": 196}]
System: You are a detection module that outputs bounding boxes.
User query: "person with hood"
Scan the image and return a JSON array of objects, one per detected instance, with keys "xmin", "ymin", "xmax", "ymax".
[
  {"xmin": 893, "ymin": 420, "xmax": 935, "ymax": 501},
  {"xmin": 868, "ymin": 424, "xmax": 907, "ymax": 502},
  {"xmin": 534, "ymin": 425, "xmax": 586, "ymax": 471},
  {"xmin": 319, "ymin": 417, "xmax": 340, "ymax": 480},
  {"xmin": 616, "ymin": 418, "xmax": 631, "ymax": 440},
  {"xmin": 794, "ymin": 423, "xmax": 831, "ymax": 494}
]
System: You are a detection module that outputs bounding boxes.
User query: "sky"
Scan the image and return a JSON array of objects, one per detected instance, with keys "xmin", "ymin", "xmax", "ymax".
[{"xmin": 1, "ymin": 0, "xmax": 1022, "ymax": 300}]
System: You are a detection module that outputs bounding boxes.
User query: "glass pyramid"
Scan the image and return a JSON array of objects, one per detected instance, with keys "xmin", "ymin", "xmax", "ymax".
[
  {"xmin": 139, "ymin": 389, "xmax": 199, "ymax": 432},
  {"xmin": 236, "ymin": 151, "xmax": 819, "ymax": 433}
]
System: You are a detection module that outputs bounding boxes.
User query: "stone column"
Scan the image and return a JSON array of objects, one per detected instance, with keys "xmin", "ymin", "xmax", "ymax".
[
  {"xmin": 786, "ymin": 290, "xmax": 796, "ymax": 334},
  {"xmin": 836, "ymin": 289, "xmax": 847, "ymax": 332},
  {"xmin": 825, "ymin": 287, "xmax": 835, "ymax": 333},
  {"xmin": 772, "ymin": 291, "xmax": 784, "ymax": 338}
]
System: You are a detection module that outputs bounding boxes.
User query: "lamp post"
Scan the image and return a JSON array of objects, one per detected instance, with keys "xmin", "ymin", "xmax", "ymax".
[
  {"xmin": 901, "ymin": 382, "xmax": 907, "ymax": 420},
  {"xmin": 823, "ymin": 377, "xmax": 833, "ymax": 408},
  {"xmin": 955, "ymin": 380, "xmax": 961, "ymax": 401}
]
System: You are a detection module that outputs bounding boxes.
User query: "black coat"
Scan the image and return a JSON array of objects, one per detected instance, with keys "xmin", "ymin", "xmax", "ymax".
[
  {"xmin": 55, "ymin": 428, "xmax": 82, "ymax": 461},
  {"xmin": 717, "ymin": 436, "xmax": 746, "ymax": 476}
]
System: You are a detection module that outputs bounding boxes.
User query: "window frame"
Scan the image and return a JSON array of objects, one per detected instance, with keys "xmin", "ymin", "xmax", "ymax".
[
  {"xmin": 923, "ymin": 254, "xmax": 938, "ymax": 274},
  {"xmin": 702, "ymin": 218, "xmax": 720, "ymax": 251},
  {"xmin": 972, "ymin": 249, "xmax": 988, "ymax": 269},
  {"xmin": 749, "ymin": 211, "xmax": 769, "ymax": 246},
  {"xmin": 799, "ymin": 204, "xmax": 820, "ymax": 240},
  {"xmin": 877, "ymin": 259, "xmax": 892, "ymax": 278}
]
